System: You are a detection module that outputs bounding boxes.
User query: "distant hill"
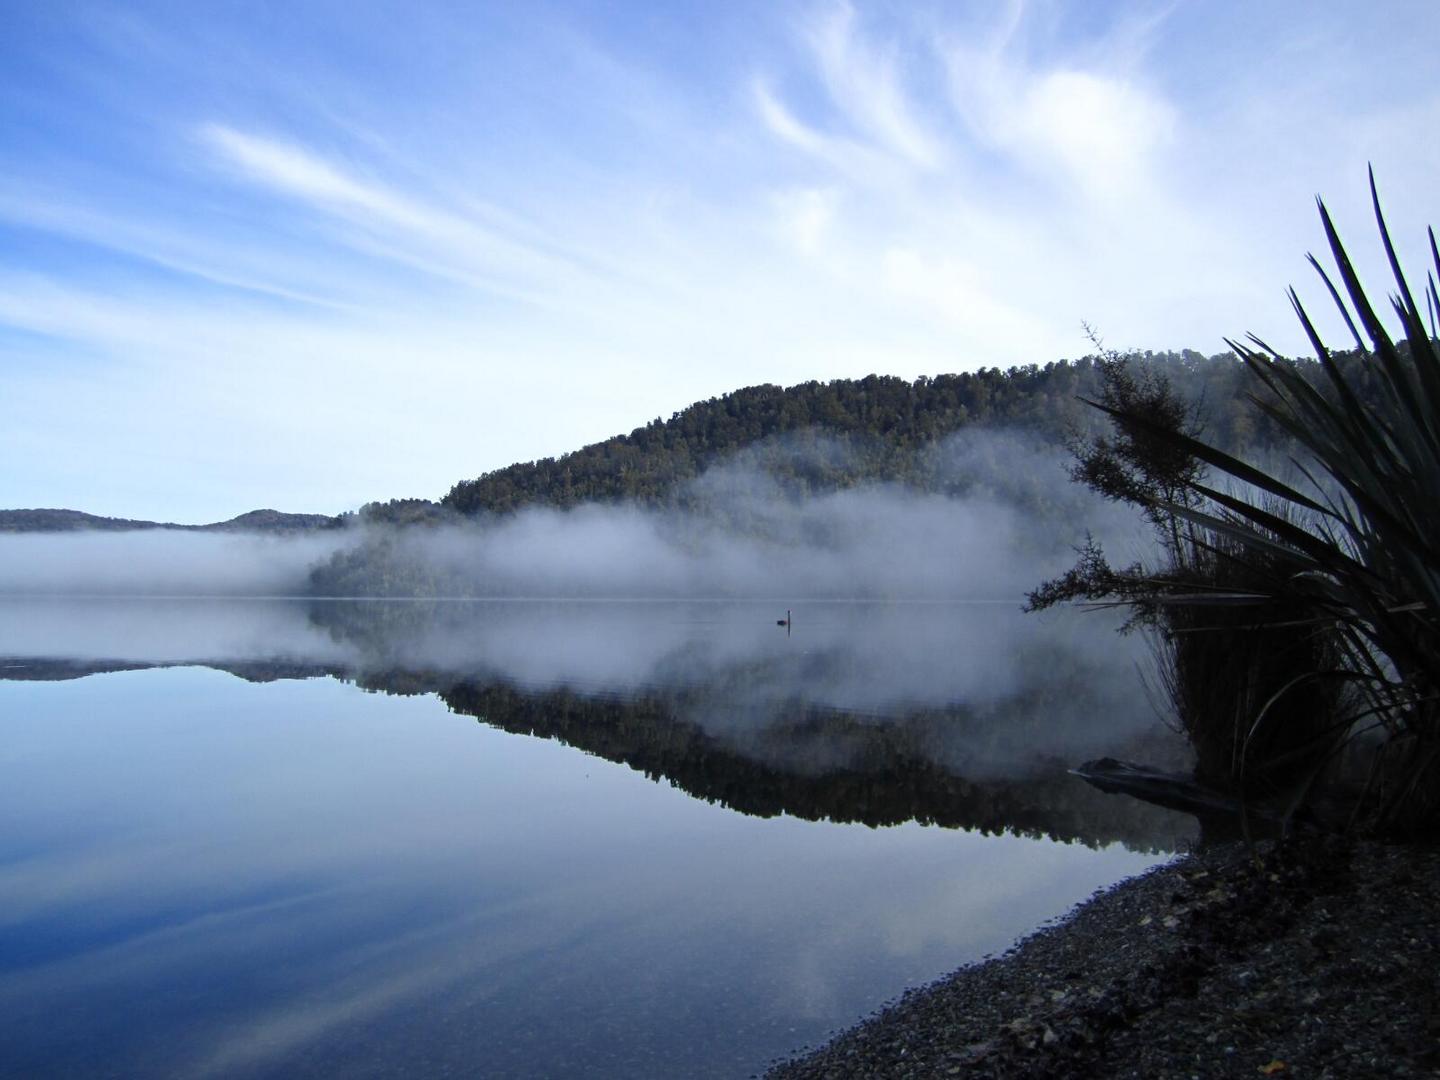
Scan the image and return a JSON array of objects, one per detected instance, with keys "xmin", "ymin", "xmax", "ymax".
[
  {"xmin": 212, "ymin": 509, "xmax": 342, "ymax": 533},
  {"xmin": 0, "ymin": 508, "xmax": 342, "ymax": 534}
]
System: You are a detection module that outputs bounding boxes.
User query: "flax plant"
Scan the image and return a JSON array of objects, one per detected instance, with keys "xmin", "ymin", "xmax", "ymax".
[{"xmin": 1103, "ymin": 172, "xmax": 1440, "ymax": 830}]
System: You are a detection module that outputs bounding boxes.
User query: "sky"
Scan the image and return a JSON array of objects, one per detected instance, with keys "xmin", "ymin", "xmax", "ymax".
[{"xmin": 2, "ymin": 0, "xmax": 1437, "ymax": 523}]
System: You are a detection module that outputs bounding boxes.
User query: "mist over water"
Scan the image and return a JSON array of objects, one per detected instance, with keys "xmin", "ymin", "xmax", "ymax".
[
  {"xmin": 0, "ymin": 428, "xmax": 1177, "ymax": 787},
  {"xmin": 355, "ymin": 431, "xmax": 1146, "ymax": 600},
  {"xmin": 372, "ymin": 489, "xmax": 1043, "ymax": 600},
  {"xmin": 0, "ymin": 530, "xmax": 356, "ymax": 596},
  {"xmin": 0, "ymin": 430, "xmax": 1148, "ymax": 601}
]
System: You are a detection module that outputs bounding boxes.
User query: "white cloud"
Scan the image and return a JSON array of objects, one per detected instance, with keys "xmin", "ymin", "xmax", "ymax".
[
  {"xmin": 201, "ymin": 125, "xmax": 399, "ymax": 216},
  {"xmin": 880, "ymin": 247, "xmax": 1042, "ymax": 347},
  {"xmin": 751, "ymin": 78, "xmax": 897, "ymax": 185},
  {"xmin": 773, "ymin": 186, "xmax": 840, "ymax": 254},
  {"xmin": 805, "ymin": 2, "xmax": 944, "ymax": 170},
  {"xmin": 1010, "ymin": 69, "xmax": 1176, "ymax": 201},
  {"xmin": 199, "ymin": 125, "xmax": 580, "ymax": 301}
]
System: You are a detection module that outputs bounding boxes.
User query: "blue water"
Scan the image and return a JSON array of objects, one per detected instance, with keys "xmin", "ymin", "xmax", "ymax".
[{"xmin": 0, "ymin": 600, "xmax": 1185, "ymax": 1077}]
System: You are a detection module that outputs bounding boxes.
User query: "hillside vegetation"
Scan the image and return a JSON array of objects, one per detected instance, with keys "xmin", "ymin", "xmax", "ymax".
[{"xmin": 439, "ymin": 353, "xmax": 1273, "ymax": 515}]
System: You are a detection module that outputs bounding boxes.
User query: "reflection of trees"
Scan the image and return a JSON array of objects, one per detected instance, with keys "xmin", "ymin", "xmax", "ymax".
[
  {"xmin": 298, "ymin": 600, "xmax": 1195, "ymax": 850},
  {"xmin": 416, "ymin": 679, "xmax": 1193, "ymax": 853},
  {"xmin": 0, "ymin": 657, "xmax": 335, "ymax": 682},
  {"xmin": 0, "ymin": 648, "xmax": 1192, "ymax": 858},
  {"xmin": 0, "ymin": 658, "xmax": 157, "ymax": 681}
]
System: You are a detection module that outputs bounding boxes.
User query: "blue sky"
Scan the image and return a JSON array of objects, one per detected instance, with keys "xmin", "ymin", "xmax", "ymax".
[{"xmin": 2, "ymin": 0, "xmax": 1437, "ymax": 522}]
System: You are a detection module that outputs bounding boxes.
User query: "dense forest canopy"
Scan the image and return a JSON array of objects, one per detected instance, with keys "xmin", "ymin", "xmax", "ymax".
[{"xmin": 440, "ymin": 352, "xmax": 1276, "ymax": 516}]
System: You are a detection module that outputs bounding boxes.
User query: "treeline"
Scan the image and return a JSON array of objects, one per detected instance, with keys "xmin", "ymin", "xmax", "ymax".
[{"xmin": 440, "ymin": 352, "xmax": 1277, "ymax": 516}]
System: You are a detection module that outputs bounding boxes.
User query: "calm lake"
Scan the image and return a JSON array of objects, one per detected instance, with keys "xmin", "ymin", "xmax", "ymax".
[{"xmin": 0, "ymin": 598, "xmax": 1194, "ymax": 1078}]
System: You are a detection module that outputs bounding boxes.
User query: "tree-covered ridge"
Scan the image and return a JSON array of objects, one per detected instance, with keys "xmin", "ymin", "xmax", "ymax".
[{"xmin": 441, "ymin": 354, "xmax": 1273, "ymax": 516}]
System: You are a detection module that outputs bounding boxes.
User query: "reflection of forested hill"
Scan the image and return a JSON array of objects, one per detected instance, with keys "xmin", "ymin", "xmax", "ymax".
[
  {"xmin": 0, "ymin": 658, "xmax": 156, "ymax": 681},
  {"xmin": 425, "ymin": 680, "xmax": 1193, "ymax": 853},
  {"xmin": 0, "ymin": 653, "xmax": 1193, "ymax": 851},
  {"xmin": 0, "ymin": 657, "xmax": 337, "ymax": 682}
]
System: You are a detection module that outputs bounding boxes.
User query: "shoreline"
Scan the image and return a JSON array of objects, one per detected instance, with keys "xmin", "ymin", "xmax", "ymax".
[{"xmin": 765, "ymin": 836, "xmax": 1440, "ymax": 1078}]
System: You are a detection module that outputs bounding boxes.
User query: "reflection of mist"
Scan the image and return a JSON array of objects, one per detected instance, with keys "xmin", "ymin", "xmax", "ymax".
[
  {"xmin": 328, "ymin": 598, "xmax": 1145, "ymax": 716},
  {"xmin": 0, "ymin": 598, "xmax": 351, "ymax": 666},
  {"xmin": 0, "ymin": 596, "xmax": 1179, "ymax": 783}
]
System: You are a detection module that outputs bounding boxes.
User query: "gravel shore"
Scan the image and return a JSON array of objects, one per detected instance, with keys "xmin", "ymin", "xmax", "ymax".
[{"xmin": 766, "ymin": 837, "xmax": 1440, "ymax": 1079}]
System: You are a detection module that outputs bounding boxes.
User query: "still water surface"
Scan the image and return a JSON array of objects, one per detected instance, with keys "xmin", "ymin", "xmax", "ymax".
[{"xmin": 0, "ymin": 599, "xmax": 1192, "ymax": 1077}]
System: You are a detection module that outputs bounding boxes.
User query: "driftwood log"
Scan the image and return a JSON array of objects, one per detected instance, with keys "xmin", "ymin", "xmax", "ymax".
[{"xmin": 1072, "ymin": 757, "xmax": 1286, "ymax": 833}]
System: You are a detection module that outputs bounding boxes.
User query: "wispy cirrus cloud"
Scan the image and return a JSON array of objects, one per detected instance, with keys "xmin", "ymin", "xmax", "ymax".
[
  {"xmin": 804, "ymin": 2, "xmax": 945, "ymax": 171},
  {"xmin": 198, "ymin": 124, "xmax": 588, "ymax": 301}
]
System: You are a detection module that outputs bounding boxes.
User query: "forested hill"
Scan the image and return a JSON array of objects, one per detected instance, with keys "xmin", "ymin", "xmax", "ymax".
[{"xmin": 442, "ymin": 352, "xmax": 1269, "ymax": 516}]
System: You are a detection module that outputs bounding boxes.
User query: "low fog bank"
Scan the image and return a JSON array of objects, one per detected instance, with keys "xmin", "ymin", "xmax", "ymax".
[
  {"xmin": 320, "ymin": 429, "xmax": 1151, "ymax": 601},
  {"xmin": 0, "ymin": 429, "xmax": 1149, "ymax": 599},
  {"xmin": 0, "ymin": 531, "xmax": 358, "ymax": 596},
  {"xmin": 366, "ymin": 495, "xmax": 1039, "ymax": 600}
]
